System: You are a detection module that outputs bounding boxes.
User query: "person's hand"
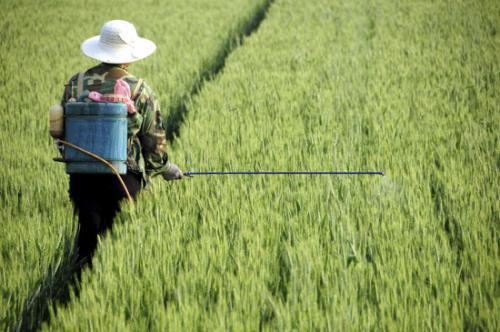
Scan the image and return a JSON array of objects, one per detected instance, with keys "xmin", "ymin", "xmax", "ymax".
[{"xmin": 162, "ymin": 163, "xmax": 183, "ymax": 181}]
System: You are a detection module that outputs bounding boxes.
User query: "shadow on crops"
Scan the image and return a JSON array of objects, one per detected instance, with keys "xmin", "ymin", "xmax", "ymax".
[
  {"xmin": 166, "ymin": 0, "xmax": 274, "ymax": 142},
  {"xmin": 13, "ymin": 233, "xmax": 81, "ymax": 331}
]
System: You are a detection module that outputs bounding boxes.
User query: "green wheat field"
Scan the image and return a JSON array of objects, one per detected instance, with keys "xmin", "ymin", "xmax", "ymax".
[{"xmin": 0, "ymin": 0, "xmax": 498, "ymax": 330}]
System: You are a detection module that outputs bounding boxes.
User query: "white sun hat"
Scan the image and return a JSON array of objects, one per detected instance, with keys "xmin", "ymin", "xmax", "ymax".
[{"xmin": 81, "ymin": 20, "xmax": 156, "ymax": 64}]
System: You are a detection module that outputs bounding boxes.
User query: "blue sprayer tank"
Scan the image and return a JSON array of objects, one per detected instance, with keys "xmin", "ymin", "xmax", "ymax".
[{"xmin": 64, "ymin": 102, "xmax": 128, "ymax": 174}]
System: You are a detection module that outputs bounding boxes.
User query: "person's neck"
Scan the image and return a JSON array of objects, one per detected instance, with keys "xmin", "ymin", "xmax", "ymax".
[{"xmin": 102, "ymin": 63, "xmax": 130, "ymax": 70}]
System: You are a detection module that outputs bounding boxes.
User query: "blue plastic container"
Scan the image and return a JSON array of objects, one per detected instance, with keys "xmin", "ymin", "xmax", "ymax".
[{"xmin": 64, "ymin": 102, "xmax": 128, "ymax": 174}]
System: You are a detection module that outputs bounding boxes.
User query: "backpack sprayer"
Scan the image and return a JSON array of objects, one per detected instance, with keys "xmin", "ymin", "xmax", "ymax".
[{"xmin": 50, "ymin": 79, "xmax": 134, "ymax": 202}]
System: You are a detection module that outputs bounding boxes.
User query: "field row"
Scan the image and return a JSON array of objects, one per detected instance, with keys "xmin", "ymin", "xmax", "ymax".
[{"xmin": 47, "ymin": 0, "xmax": 498, "ymax": 330}]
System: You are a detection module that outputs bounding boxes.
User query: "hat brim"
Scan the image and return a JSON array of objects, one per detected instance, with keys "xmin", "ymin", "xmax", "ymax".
[{"xmin": 81, "ymin": 35, "xmax": 156, "ymax": 64}]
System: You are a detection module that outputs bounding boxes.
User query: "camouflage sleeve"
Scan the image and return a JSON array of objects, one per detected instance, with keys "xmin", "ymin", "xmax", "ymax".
[{"xmin": 135, "ymin": 82, "xmax": 170, "ymax": 177}]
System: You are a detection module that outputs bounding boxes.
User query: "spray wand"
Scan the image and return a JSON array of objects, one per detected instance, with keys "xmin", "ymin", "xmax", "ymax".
[{"xmin": 183, "ymin": 171, "xmax": 384, "ymax": 177}]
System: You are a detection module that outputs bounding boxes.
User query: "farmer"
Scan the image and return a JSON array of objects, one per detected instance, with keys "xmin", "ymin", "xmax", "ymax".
[{"xmin": 60, "ymin": 20, "xmax": 182, "ymax": 269}]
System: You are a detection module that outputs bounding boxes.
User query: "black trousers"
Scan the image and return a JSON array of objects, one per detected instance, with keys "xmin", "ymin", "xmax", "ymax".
[{"xmin": 69, "ymin": 173, "xmax": 142, "ymax": 268}]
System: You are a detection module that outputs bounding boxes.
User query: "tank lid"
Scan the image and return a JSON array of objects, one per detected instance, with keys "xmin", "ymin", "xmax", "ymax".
[{"xmin": 65, "ymin": 102, "xmax": 127, "ymax": 116}]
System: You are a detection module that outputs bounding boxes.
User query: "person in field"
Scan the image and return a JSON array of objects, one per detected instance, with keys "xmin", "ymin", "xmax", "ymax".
[{"xmin": 60, "ymin": 20, "xmax": 183, "ymax": 270}]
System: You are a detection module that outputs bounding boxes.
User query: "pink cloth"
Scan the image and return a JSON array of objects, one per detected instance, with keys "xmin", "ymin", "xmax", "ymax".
[{"xmin": 89, "ymin": 79, "xmax": 136, "ymax": 114}]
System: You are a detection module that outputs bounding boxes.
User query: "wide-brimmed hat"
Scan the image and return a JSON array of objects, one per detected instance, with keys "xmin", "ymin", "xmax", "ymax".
[{"xmin": 81, "ymin": 20, "xmax": 156, "ymax": 64}]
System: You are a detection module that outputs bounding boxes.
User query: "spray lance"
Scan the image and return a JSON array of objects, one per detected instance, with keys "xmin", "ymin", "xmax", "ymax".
[{"xmin": 182, "ymin": 170, "xmax": 384, "ymax": 177}]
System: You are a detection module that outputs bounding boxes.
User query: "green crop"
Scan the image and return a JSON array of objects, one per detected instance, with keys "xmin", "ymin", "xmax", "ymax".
[{"xmin": 1, "ymin": 0, "xmax": 498, "ymax": 330}]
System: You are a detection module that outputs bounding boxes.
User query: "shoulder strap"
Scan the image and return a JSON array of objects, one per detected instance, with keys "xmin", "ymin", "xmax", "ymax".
[
  {"xmin": 131, "ymin": 78, "xmax": 144, "ymax": 101},
  {"xmin": 76, "ymin": 72, "xmax": 85, "ymax": 99}
]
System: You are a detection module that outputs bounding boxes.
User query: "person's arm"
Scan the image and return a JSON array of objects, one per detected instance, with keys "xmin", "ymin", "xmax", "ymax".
[{"xmin": 136, "ymin": 82, "xmax": 174, "ymax": 178}]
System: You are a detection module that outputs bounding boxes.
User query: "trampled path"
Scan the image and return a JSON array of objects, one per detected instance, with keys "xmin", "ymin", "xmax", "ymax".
[{"xmin": 165, "ymin": 0, "xmax": 274, "ymax": 141}]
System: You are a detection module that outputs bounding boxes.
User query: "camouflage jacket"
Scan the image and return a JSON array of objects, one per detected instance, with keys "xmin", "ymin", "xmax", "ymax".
[{"xmin": 61, "ymin": 63, "xmax": 170, "ymax": 185}]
